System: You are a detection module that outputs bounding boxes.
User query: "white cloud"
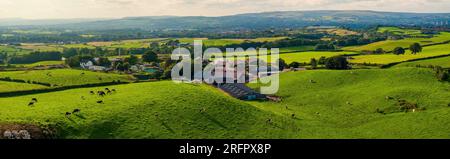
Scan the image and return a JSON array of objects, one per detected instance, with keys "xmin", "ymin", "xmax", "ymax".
[{"xmin": 0, "ymin": 0, "xmax": 449, "ymax": 19}]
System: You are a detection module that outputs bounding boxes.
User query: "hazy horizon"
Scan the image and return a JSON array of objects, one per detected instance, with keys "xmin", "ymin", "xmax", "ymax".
[{"xmin": 0, "ymin": 0, "xmax": 450, "ymax": 20}]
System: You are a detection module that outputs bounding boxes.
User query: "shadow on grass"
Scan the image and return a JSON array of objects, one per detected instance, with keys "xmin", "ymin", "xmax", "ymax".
[
  {"xmin": 66, "ymin": 117, "xmax": 76, "ymax": 123},
  {"xmin": 88, "ymin": 121, "xmax": 121, "ymax": 139},
  {"xmin": 160, "ymin": 121, "xmax": 175, "ymax": 134},
  {"xmin": 74, "ymin": 114, "xmax": 86, "ymax": 120},
  {"xmin": 202, "ymin": 113, "xmax": 227, "ymax": 129}
]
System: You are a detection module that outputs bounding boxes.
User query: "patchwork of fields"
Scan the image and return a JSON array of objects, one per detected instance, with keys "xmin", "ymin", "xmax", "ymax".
[
  {"xmin": 377, "ymin": 27, "xmax": 426, "ymax": 36},
  {"xmin": 279, "ymin": 51, "xmax": 358, "ymax": 64},
  {"xmin": 1, "ymin": 27, "xmax": 449, "ymax": 139},
  {"xmin": 211, "ymin": 51, "xmax": 358, "ymax": 64},
  {"xmin": 349, "ymin": 43, "xmax": 450, "ymax": 65},
  {"xmin": 178, "ymin": 37, "xmax": 287, "ymax": 46},
  {"xmin": 343, "ymin": 32, "xmax": 450, "ymax": 52}
]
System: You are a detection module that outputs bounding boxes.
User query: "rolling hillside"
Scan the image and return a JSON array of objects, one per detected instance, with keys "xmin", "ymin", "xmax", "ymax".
[
  {"xmin": 1, "ymin": 67, "xmax": 449, "ymax": 139},
  {"xmin": 0, "ymin": 82, "xmax": 295, "ymax": 139},
  {"xmin": 248, "ymin": 68, "xmax": 450, "ymax": 138}
]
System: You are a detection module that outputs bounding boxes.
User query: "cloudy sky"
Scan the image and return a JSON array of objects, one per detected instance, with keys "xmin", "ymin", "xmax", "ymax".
[{"xmin": 0, "ymin": 0, "xmax": 449, "ymax": 19}]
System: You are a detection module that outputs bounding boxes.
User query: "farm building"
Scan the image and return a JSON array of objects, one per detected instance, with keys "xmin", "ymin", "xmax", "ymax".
[
  {"xmin": 217, "ymin": 83, "xmax": 266, "ymax": 101},
  {"xmin": 80, "ymin": 60, "xmax": 106, "ymax": 71}
]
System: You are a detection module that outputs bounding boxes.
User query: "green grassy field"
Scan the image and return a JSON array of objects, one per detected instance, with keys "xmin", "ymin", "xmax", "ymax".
[
  {"xmin": 0, "ymin": 69, "xmax": 135, "ymax": 87},
  {"xmin": 12, "ymin": 61, "xmax": 65, "ymax": 68},
  {"xmin": 18, "ymin": 44, "xmax": 63, "ymax": 52},
  {"xmin": 92, "ymin": 39, "xmax": 167, "ymax": 49},
  {"xmin": 393, "ymin": 56, "xmax": 450, "ymax": 69},
  {"xmin": 0, "ymin": 82, "xmax": 295, "ymax": 139},
  {"xmin": 0, "ymin": 45, "xmax": 31, "ymax": 55},
  {"xmin": 211, "ymin": 51, "xmax": 357, "ymax": 64},
  {"xmin": 178, "ymin": 37, "xmax": 286, "ymax": 46},
  {"xmin": 279, "ymin": 46, "xmax": 315, "ymax": 53},
  {"xmin": 54, "ymin": 37, "xmax": 284, "ymax": 51},
  {"xmin": 280, "ymin": 51, "xmax": 358, "ymax": 64},
  {"xmin": 62, "ymin": 44, "xmax": 97, "ymax": 49},
  {"xmin": 377, "ymin": 27, "xmax": 424, "ymax": 36},
  {"xmin": 0, "ymin": 81, "xmax": 48, "ymax": 93},
  {"xmin": 248, "ymin": 68, "xmax": 450, "ymax": 138},
  {"xmin": 343, "ymin": 32, "xmax": 450, "ymax": 52},
  {"xmin": 1, "ymin": 67, "xmax": 448, "ymax": 139},
  {"xmin": 349, "ymin": 43, "xmax": 450, "ymax": 65}
]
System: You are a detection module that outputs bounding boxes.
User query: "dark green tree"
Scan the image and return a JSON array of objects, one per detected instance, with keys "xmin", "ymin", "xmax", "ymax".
[
  {"xmin": 325, "ymin": 56, "xmax": 349, "ymax": 70},
  {"xmin": 393, "ymin": 47, "xmax": 406, "ymax": 55},
  {"xmin": 435, "ymin": 66, "xmax": 449, "ymax": 81},
  {"xmin": 125, "ymin": 55, "xmax": 139, "ymax": 65},
  {"xmin": 96, "ymin": 57, "xmax": 111, "ymax": 67},
  {"xmin": 142, "ymin": 51, "xmax": 159, "ymax": 63},
  {"xmin": 278, "ymin": 58, "xmax": 287, "ymax": 70},
  {"xmin": 289, "ymin": 62, "xmax": 301, "ymax": 68},
  {"xmin": 318, "ymin": 56, "xmax": 327, "ymax": 65},
  {"xmin": 409, "ymin": 43, "xmax": 422, "ymax": 54},
  {"xmin": 310, "ymin": 58, "xmax": 318, "ymax": 69},
  {"xmin": 374, "ymin": 48, "xmax": 384, "ymax": 54}
]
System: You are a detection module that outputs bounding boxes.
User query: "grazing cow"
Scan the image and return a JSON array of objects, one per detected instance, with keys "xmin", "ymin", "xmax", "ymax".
[
  {"xmin": 97, "ymin": 100, "xmax": 104, "ymax": 104},
  {"xmin": 28, "ymin": 102, "xmax": 35, "ymax": 107},
  {"xmin": 31, "ymin": 98, "xmax": 38, "ymax": 103},
  {"xmin": 107, "ymin": 90, "xmax": 112, "ymax": 95},
  {"xmin": 73, "ymin": 109, "xmax": 81, "ymax": 114},
  {"xmin": 90, "ymin": 91, "xmax": 95, "ymax": 95},
  {"xmin": 98, "ymin": 91, "xmax": 106, "ymax": 97},
  {"xmin": 111, "ymin": 89, "xmax": 116, "ymax": 92},
  {"xmin": 65, "ymin": 112, "xmax": 72, "ymax": 118},
  {"xmin": 105, "ymin": 88, "xmax": 110, "ymax": 91}
]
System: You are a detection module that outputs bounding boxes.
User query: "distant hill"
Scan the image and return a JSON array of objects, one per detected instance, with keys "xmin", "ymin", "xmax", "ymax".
[
  {"xmin": 0, "ymin": 18, "xmax": 108, "ymax": 27},
  {"xmin": 7, "ymin": 10, "xmax": 445, "ymax": 31}
]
